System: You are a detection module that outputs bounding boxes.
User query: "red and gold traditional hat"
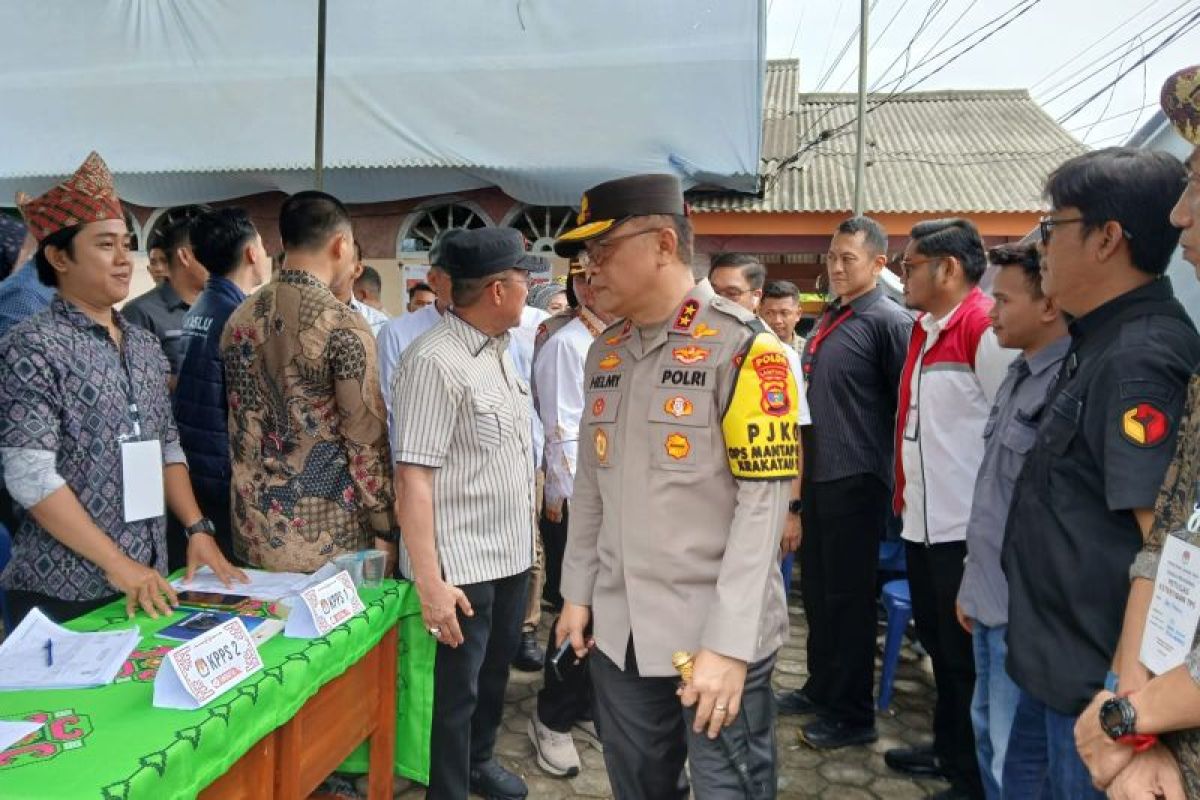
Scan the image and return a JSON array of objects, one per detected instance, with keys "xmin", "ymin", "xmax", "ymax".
[
  {"xmin": 1161, "ymin": 65, "xmax": 1200, "ymax": 146},
  {"xmin": 16, "ymin": 151, "xmax": 123, "ymax": 242}
]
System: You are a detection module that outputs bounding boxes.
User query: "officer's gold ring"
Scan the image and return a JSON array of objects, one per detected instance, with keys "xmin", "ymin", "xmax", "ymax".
[{"xmin": 714, "ymin": 705, "xmax": 728, "ymax": 713}]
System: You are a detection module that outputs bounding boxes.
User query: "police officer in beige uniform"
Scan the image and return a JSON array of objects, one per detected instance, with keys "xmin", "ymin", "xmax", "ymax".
[{"xmin": 555, "ymin": 175, "xmax": 797, "ymax": 799}]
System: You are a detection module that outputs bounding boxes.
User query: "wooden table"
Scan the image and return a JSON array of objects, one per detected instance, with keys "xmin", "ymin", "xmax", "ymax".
[{"xmin": 200, "ymin": 627, "xmax": 397, "ymax": 800}]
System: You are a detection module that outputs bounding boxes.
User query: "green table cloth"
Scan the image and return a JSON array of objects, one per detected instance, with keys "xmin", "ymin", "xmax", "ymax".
[{"xmin": 0, "ymin": 578, "xmax": 436, "ymax": 799}]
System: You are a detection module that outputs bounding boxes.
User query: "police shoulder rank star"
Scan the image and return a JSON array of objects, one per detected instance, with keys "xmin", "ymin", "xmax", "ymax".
[
  {"xmin": 672, "ymin": 299, "xmax": 699, "ymax": 332},
  {"xmin": 1121, "ymin": 402, "xmax": 1170, "ymax": 447}
]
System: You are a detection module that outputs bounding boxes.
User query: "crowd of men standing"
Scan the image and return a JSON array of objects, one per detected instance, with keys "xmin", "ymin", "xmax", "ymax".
[{"xmin": 1, "ymin": 63, "xmax": 1200, "ymax": 800}]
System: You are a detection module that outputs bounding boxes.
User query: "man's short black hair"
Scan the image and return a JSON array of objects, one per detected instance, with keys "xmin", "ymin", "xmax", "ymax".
[
  {"xmin": 279, "ymin": 190, "xmax": 352, "ymax": 252},
  {"xmin": 146, "ymin": 204, "xmax": 209, "ymax": 270},
  {"xmin": 409, "ymin": 281, "xmax": 434, "ymax": 296},
  {"xmin": 189, "ymin": 207, "xmax": 257, "ymax": 277},
  {"xmin": 35, "ymin": 225, "xmax": 81, "ymax": 287},
  {"xmin": 988, "ymin": 243, "xmax": 1043, "ymax": 297},
  {"xmin": 835, "ymin": 215, "xmax": 888, "ymax": 255},
  {"xmin": 354, "ymin": 240, "xmax": 363, "ymax": 263},
  {"xmin": 709, "ymin": 253, "xmax": 766, "ymax": 289},
  {"xmin": 910, "ymin": 218, "xmax": 987, "ymax": 285},
  {"xmin": 762, "ymin": 279, "xmax": 801, "ymax": 302},
  {"xmin": 1044, "ymin": 147, "xmax": 1187, "ymax": 276},
  {"xmin": 355, "ymin": 265, "xmax": 382, "ymax": 296}
]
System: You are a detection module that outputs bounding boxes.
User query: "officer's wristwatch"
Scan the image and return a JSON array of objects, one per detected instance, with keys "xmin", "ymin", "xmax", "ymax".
[
  {"xmin": 183, "ymin": 517, "xmax": 217, "ymax": 539},
  {"xmin": 788, "ymin": 499, "xmax": 803, "ymax": 516},
  {"xmin": 1099, "ymin": 695, "xmax": 1138, "ymax": 740}
]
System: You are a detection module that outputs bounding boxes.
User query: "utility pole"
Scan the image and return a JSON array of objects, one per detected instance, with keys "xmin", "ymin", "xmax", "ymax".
[
  {"xmin": 852, "ymin": 0, "xmax": 869, "ymax": 215},
  {"xmin": 314, "ymin": 0, "xmax": 327, "ymax": 190}
]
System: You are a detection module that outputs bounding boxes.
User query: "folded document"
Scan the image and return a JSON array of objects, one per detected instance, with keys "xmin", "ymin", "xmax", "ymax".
[{"xmin": 0, "ymin": 609, "xmax": 139, "ymax": 690}]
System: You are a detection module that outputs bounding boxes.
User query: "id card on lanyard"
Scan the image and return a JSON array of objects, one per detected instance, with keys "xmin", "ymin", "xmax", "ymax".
[
  {"xmin": 1139, "ymin": 483, "xmax": 1200, "ymax": 675},
  {"xmin": 115, "ymin": 342, "xmax": 164, "ymax": 523}
]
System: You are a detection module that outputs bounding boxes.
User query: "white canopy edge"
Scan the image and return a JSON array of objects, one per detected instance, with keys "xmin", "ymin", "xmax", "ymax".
[{"xmin": 0, "ymin": 0, "xmax": 764, "ymax": 207}]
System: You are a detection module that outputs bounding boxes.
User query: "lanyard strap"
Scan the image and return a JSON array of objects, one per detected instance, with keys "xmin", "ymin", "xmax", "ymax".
[{"xmin": 803, "ymin": 306, "xmax": 853, "ymax": 376}]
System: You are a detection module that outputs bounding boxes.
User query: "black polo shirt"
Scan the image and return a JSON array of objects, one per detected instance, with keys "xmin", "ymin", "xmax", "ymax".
[
  {"xmin": 1003, "ymin": 278, "xmax": 1200, "ymax": 715},
  {"xmin": 121, "ymin": 280, "xmax": 189, "ymax": 374},
  {"xmin": 800, "ymin": 286, "xmax": 913, "ymax": 486}
]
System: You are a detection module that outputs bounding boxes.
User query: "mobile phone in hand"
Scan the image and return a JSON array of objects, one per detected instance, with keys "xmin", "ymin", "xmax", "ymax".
[{"xmin": 549, "ymin": 633, "xmax": 587, "ymax": 682}]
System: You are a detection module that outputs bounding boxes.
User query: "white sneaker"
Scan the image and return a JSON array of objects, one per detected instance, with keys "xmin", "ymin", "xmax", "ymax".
[
  {"xmin": 528, "ymin": 715, "xmax": 581, "ymax": 777},
  {"xmin": 572, "ymin": 719, "xmax": 603, "ymax": 752}
]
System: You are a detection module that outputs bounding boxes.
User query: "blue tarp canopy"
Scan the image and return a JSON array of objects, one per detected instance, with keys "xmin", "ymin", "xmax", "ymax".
[{"xmin": 0, "ymin": 0, "xmax": 764, "ymax": 207}]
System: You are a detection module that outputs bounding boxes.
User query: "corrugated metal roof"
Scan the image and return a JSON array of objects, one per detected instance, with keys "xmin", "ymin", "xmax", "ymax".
[{"xmin": 693, "ymin": 59, "xmax": 1088, "ymax": 214}]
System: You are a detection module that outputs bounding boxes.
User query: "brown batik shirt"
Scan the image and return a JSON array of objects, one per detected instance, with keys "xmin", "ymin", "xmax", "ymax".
[
  {"xmin": 221, "ymin": 269, "xmax": 394, "ymax": 572},
  {"xmin": 1129, "ymin": 373, "xmax": 1200, "ymax": 792}
]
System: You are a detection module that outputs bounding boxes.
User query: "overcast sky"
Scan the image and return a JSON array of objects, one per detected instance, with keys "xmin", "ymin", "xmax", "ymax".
[{"xmin": 764, "ymin": 0, "xmax": 1200, "ymax": 147}]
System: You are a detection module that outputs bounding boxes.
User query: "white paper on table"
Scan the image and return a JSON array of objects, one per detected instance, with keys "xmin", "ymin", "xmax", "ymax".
[
  {"xmin": 1140, "ymin": 535, "xmax": 1200, "ymax": 676},
  {"xmin": 121, "ymin": 439, "xmax": 164, "ymax": 522},
  {"xmin": 173, "ymin": 567, "xmax": 310, "ymax": 600},
  {"xmin": 0, "ymin": 609, "xmax": 140, "ymax": 690},
  {"xmin": 0, "ymin": 720, "xmax": 41, "ymax": 751}
]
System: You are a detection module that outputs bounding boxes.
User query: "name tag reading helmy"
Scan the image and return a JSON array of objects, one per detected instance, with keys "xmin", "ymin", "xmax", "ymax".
[
  {"xmin": 152, "ymin": 618, "xmax": 263, "ymax": 709},
  {"xmin": 284, "ymin": 571, "xmax": 364, "ymax": 639}
]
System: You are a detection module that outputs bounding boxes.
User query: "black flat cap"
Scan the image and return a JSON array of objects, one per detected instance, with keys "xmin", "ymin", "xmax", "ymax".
[
  {"xmin": 555, "ymin": 174, "xmax": 686, "ymax": 257},
  {"xmin": 517, "ymin": 253, "xmax": 552, "ymax": 276},
  {"xmin": 441, "ymin": 228, "xmax": 528, "ymax": 279},
  {"xmin": 428, "ymin": 228, "xmax": 466, "ymax": 268}
]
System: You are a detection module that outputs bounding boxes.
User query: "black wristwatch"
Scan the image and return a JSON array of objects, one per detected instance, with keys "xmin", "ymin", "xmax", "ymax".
[
  {"xmin": 788, "ymin": 499, "xmax": 803, "ymax": 516},
  {"xmin": 1099, "ymin": 695, "xmax": 1138, "ymax": 740},
  {"xmin": 183, "ymin": 517, "xmax": 217, "ymax": 539}
]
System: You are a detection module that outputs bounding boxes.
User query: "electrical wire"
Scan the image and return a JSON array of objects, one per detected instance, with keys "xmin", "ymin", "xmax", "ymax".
[
  {"xmin": 1055, "ymin": 9, "xmax": 1200, "ymax": 125},
  {"xmin": 833, "ymin": 0, "xmax": 915, "ymax": 92}
]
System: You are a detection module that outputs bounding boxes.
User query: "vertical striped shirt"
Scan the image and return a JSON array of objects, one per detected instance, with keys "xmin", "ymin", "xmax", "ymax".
[{"xmin": 392, "ymin": 311, "xmax": 535, "ymax": 585}]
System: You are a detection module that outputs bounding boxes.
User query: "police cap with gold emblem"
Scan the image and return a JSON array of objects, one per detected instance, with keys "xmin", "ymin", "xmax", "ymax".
[
  {"xmin": 441, "ymin": 227, "xmax": 528, "ymax": 279},
  {"xmin": 554, "ymin": 174, "xmax": 687, "ymax": 257}
]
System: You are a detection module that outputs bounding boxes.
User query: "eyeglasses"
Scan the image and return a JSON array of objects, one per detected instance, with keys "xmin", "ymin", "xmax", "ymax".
[
  {"xmin": 898, "ymin": 257, "xmax": 943, "ymax": 277},
  {"xmin": 579, "ymin": 227, "xmax": 665, "ymax": 268},
  {"xmin": 1038, "ymin": 215, "xmax": 1134, "ymax": 245},
  {"xmin": 1038, "ymin": 216, "xmax": 1085, "ymax": 245},
  {"xmin": 714, "ymin": 286, "xmax": 754, "ymax": 300}
]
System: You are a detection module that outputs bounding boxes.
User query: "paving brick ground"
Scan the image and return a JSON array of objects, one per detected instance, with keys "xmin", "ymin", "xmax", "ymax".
[{"xmin": 369, "ymin": 596, "xmax": 953, "ymax": 799}]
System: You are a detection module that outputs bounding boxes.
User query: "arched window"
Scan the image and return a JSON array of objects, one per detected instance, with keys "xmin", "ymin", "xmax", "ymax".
[
  {"xmin": 396, "ymin": 200, "xmax": 492, "ymax": 255},
  {"xmin": 502, "ymin": 205, "xmax": 578, "ymax": 254}
]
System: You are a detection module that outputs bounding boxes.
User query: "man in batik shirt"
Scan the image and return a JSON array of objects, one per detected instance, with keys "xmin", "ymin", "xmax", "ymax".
[
  {"xmin": 222, "ymin": 191, "xmax": 395, "ymax": 572},
  {"xmin": 0, "ymin": 152, "xmax": 242, "ymax": 625}
]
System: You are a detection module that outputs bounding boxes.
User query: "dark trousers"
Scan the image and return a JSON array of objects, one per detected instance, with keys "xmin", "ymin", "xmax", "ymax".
[
  {"xmin": 166, "ymin": 487, "xmax": 234, "ymax": 573},
  {"xmin": 540, "ymin": 504, "xmax": 569, "ymax": 609},
  {"xmin": 590, "ymin": 641, "xmax": 778, "ymax": 800},
  {"xmin": 429, "ymin": 570, "xmax": 529, "ymax": 799},
  {"xmin": 537, "ymin": 615, "xmax": 593, "ymax": 732},
  {"xmin": 798, "ymin": 473, "xmax": 888, "ymax": 727},
  {"xmin": 8, "ymin": 590, "xmax": 119, "ymax": 628},
  {"xmin": 907, "ymin": 539, "xmax": 983, "ymax": 798}
]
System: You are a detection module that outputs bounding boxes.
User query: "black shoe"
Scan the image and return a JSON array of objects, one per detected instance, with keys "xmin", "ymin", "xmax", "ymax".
[
  {"xmin": 884, "ymin": 745, "xmax": 947, "ymax": 778},
  {"xmin": 469, "ymin": 759, "xmax": 528, "ymax": 800},
  {"xmin": 512, "ymin": 630, "xmax": 544, "ymax": 672},
  {"xmin": 798, "ymin": 718, "xmax": 878, "ymax": 750},
  {"xmin": 775, "ymin": 688, "xmax": 826, "ymax": 716}
]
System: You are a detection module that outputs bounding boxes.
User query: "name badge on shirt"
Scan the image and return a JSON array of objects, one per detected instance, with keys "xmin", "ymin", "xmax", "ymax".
[
  {"xmin": 1140, "ymin": 534, "xmax": 1200, "ymax": 675},
  {"xmin": 903, "ymin": 403, "xmax": 919, "ymax": 441},
  {"xmin": 121, "ymin": 439, "xmax": 164, "ymax": 522}
]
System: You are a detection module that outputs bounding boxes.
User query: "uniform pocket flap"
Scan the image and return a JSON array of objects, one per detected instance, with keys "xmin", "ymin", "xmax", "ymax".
[
  {"xmin": 648, "ymin": 390, "xmax": 711, "ymax": 427},
  {"xmin": 585, "ymin": 392, "xmax": 621, "ymax": 424}
]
